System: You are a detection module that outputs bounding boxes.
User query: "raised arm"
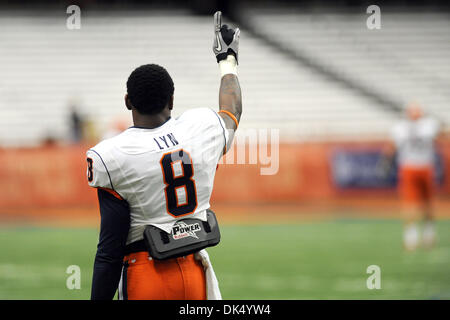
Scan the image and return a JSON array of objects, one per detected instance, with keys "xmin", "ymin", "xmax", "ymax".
[
  {"xmin": 212, "ymin": 11, "xmax": 242, "ymax": 131},
  {"xmin": 219, "ymin": 65, "xmax": 242, "ymax": 130}
]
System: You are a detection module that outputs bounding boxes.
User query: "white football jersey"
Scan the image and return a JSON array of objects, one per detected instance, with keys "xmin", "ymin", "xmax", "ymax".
[
  {"xmin": 87, "ymin": 108, "xmax": 232, "ymax": 245},
  {"xmin": 391, "ymin": 117, "xmax": 440, "ymax": 167}
]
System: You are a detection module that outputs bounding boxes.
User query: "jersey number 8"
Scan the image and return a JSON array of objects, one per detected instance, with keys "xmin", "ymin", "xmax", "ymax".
[{"xmin": 160, "ymin": 149, "xmax": 198, "ymax": 217}]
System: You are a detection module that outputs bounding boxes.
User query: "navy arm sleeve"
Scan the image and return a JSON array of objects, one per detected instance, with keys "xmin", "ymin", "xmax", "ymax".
[{"xmin": 91, "ymin": 188, "xmax": 130, "ymax": 300}]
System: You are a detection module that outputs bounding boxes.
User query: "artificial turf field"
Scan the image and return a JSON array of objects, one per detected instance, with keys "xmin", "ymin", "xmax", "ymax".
[{"xmin": 0, "ymin": 219, "xmax": 449, "ymax": 300}]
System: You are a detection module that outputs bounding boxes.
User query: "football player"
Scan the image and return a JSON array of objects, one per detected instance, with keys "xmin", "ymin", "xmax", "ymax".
[
  {"xmin": 388, "ymin": 103, "xmax": 441, "ymax": 251},
  {"xmin": 86, "ymin": 11, "xmax": 241, "ymax": 299}
]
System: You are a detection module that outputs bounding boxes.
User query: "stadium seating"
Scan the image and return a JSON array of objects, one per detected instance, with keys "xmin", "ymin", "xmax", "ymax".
[
  {"xmin": 0, "ymin": 10, "xmax": 448, "ymax": 146},
  {"xmin": 246, "ymin": 10, "xmax": 450, "ymax": 125}
]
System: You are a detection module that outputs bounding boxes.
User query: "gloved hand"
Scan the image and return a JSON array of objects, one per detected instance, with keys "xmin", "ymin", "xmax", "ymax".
[{"xmin": 212, "ymin": 11, "xmax": 240, "ymax": 64}]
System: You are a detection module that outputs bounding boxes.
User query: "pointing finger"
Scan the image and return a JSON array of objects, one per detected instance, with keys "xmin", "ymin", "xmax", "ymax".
[{"xmin": 214, "ymin": 11, "xmax": 222, "ymax": 32}]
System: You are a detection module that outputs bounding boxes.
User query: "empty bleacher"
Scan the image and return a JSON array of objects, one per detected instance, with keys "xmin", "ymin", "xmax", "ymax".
[
  {"xmin": 0, "ymin": 10, "xmax": 447, "ymax": 146},
  {"xmin": 246, "ymin": 9, "xmax": 450, "ymax": 125}
]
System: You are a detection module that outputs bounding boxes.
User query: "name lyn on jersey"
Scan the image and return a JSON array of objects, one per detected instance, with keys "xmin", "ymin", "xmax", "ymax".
[{"xmin": 153, "ymin": 132, "xmax": 179, "ymax": 150}]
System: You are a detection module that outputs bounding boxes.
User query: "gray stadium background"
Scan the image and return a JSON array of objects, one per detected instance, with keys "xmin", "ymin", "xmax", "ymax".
[{"xmin": 0, "ymin": 0, "xmax": 448, "ymax": 146}]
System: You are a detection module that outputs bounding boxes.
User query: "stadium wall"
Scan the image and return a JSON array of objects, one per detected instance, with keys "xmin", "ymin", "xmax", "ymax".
[{"xmin": 0, "ymin": 141, "xmax": 449, "ymax": 210}]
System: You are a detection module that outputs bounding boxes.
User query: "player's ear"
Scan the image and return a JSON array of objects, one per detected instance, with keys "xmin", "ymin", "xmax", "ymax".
[
  {"xmin": 168, "ymin": 95, "xmax": 174, "ymax": 110},
  {"xmin": 125, "ymin": 94, "xmax": 132, "ymax": 110}
]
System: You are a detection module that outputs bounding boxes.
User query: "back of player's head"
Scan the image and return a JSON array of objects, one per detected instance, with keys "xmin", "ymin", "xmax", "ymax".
[
  {"xmin": 406, "ymin": 102, "xmax": 423, "ymax": 121},
  {"xmin": 126, "ymin": 64, "xmax": 174, "ymax": 115}
]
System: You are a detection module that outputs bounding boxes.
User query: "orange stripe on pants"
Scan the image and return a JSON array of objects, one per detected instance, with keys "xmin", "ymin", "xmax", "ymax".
[{"xmin": 121, "ymin": 251, "xmax": 206, "ymax": 300}]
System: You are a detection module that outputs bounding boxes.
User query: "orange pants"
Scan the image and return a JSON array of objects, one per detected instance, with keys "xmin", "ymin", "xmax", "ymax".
[
  {"xmin": 119, "ymin": 251, "xmax": 206, "ymax": 300},
  {"xmin": 399, "ymin": 166, "xmax": 434, "ymax": 206}
]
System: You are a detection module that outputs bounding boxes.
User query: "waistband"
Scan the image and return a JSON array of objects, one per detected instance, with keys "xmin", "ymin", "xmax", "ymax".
[
  {"xmin": 124, "ymin": 240, "xmax": 196, "ymax": 262},
  {"xmin": 124, "ymin": 250, "xmax": 196, "ymax": 265},
  {"xmin": 125, "ymin": 240, "xmax": 147, "ymax": 255}
]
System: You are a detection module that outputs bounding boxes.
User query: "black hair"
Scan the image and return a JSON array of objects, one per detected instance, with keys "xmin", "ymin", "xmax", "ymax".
[{"xmin": 126, "ymin": 64, "xmax": 174, "ymax": 115}]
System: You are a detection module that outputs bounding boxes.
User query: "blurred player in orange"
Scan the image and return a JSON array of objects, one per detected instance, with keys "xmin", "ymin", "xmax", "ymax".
[{"xmin": 386, "ymin": 103, "xmax": 441, "ymax": 251}]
